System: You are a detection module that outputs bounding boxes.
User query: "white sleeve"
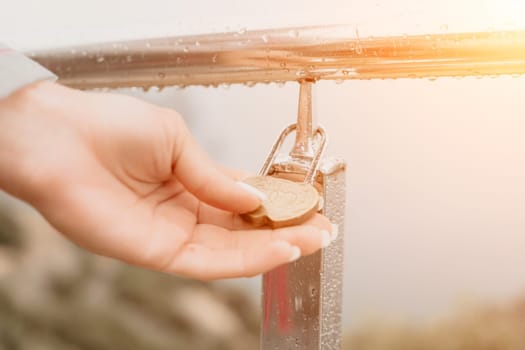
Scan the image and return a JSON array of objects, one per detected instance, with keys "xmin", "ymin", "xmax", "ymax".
[{"xmin": 0, "ymin": 43, "xmax": 57, "ymax": 98}]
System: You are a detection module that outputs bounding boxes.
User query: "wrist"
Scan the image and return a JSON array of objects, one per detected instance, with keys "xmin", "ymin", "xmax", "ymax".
[{"xmin": 0, "ymin": 81, "xmax": 61, "ymax": 203}]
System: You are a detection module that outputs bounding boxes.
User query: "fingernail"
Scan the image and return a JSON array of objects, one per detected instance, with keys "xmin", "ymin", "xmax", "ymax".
[
  {"xmin": 237, "ymin": 181, "xmax": 267, "ymax": 201},
  {"xmin": 289, "ymin": 246, "xmax": 302, "ymax": 262},
  {"xmin": 321, "ymin": 230, "xmax": 332, "ymax": 248},
  {"xmin": 330, "ymin": 223, "xmax": 339, "ymax": 241}
]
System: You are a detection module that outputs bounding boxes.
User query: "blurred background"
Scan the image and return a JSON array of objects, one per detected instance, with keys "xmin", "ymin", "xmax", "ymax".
[{"xmin": 2, "ymin": 1, "xmax": 525, "ymax": 349}]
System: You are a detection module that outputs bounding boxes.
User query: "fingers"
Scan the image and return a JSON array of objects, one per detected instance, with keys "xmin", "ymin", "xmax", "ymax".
[
  {"xmin": 166, "ymin": 213, "xmax": 337, "ymax": 280},
  {"xmin": 215, "ymin": 164, "xmax": 254, "ymax": 181},
  {"xmin": 165, "ymin": 240, "xmax": 301, "ymax": 280},
  {"xmin": 192, "ymin": 213, "xmax": 334, "ymax": 255},
  {"xmin": 197, "ymin": 199, "xmax": 331, "ymax": 231},
  {"xmin": 172, "ymin": 123, "xmax": 264, "ymax": 214}
]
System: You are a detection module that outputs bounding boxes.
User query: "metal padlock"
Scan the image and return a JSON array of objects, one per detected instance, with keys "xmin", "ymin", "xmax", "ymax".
[
  {"xmin": 239, "ymin": 125, "xmax": 326, "ymax": 229},
  {"xmin": 261, "ymin": 83, "xmax": 346, "ymax": 350}
]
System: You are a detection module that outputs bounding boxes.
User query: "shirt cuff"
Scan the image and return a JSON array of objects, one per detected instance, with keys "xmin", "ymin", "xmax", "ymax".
[{"xmin": 0, "ymin": 43, "xmax": 57, "ymax": 99}]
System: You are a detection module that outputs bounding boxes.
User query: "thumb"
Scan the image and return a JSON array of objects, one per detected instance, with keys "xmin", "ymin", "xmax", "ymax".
[{"xmin": 172, "ymin": 125, "xmax": 266, "ymax": 213}]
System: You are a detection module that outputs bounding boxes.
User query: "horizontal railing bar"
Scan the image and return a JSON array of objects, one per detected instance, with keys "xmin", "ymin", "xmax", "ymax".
[{"xmin": 30, "ymin": 26, "xmax": 525, "ymax": 89}]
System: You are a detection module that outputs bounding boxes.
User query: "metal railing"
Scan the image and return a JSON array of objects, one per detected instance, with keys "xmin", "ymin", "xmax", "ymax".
[{"xmin": 31, "ymin": 26, "xmax": 525, "ymax": 89}]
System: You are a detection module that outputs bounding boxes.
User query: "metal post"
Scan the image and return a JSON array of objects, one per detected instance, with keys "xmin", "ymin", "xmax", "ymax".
[
  {"xmin": 290, "ymin": 80, "xmax": 315, "ymax": 159},
  {"xmin": 261, "ymin": 83, "xmax": 346, "ymax": 349}
]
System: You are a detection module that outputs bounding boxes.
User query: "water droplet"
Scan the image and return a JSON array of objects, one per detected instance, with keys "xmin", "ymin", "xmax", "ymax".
[
  {"xmin": 261, "ymin": 34, "xmax": 269, "ymax": 43},
  {"xmin": 425, "ymin": 35, "xmax": 432, "ymax": 40},
  {"xmin": 176, "ymin": 57, "xmax": 183, "ymax": 64},
  {"xmin": 428, "ymin": 76, "xmax": 437, "ymax": 81},
  {"xmin": 295, "ymin": 69, "xmax": 306, "ymax": 77},
  {"xmin": 440, "ymin": 24, "xmax": 449, "ymax": 31},
  {"xmin": 245, "ymin": 81, "xmax": 256, "ymax": 87},
  {"xmin": 288, "ymin": 29, "xmax": 299, "ymax": 38},
  {"xmin": 158, "ymin": 72, "xmax": 166, "ymax": 79},
  {"xmin": 195, "ymin": 41, "xmax": 201, "ymax": 47},
  {"xmin": 70, "ymin": 49, "xmax": 77, "ymax": 55},
  {"xmin": 145, "ymin": 42, "xmax": 151, "ymax": 48},
  {"xmin": 81, "ymin": 51, "xmax": 87, "ymax": 57},
  {"xmin": 126, "ymin": 55, "xmax": 132, "ymax": 62},
  {"xmin": 294, "ymin": 296, "xmax": 303, "ymax": 311},
  {"xmin": 96, "ymin": 56, "xmax": 105, "ymax": 63},
  {"xmin": 212, "ymin": 55, "xmax": 218, "ymax": 63},
  {"xmin": 335, "ymin": 78, "xmax": 344, "ymax": 84},
  {"xmin": 183, "ymin": 46, "xmax": 189, "ymax": 53},
  {"xmin": 238, "ymin": 27, "xmax": 247, "ymax": 35},
  {"xmin": 94, "ymin": 87, "xmax": 111, "ymax": 93}
]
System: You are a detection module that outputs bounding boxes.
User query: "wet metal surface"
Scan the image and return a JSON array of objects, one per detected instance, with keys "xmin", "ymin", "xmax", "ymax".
[
  {"xmin": 31, "ymin": 26, "xmax": 525, "ymax": 89},
  {"xmin": 261, "ymin": 157, "xmax": 345, "ymax": 350}
]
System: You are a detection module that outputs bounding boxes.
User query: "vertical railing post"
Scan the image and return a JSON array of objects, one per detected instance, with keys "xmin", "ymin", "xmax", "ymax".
[{"xmin": 261, "ymin": 83, "xmax": 346, "ymax": 350}]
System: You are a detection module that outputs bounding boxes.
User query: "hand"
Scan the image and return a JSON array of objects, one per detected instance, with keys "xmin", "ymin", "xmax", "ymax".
[{"xmin": 0, "ymin": 81, "xmax": 334, "ymax": 280}]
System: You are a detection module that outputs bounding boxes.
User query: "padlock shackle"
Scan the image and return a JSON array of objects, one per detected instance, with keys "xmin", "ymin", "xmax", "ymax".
[
  {"xmin": 304, "ymin": 127, "xmax": 326, "ymax": 184},
  {"xmin": 259, "ymin": 124, "xmax": 327, "ymax": 185},
  {"xmin": 259, "ymin": 123, "xmax": 296, "ymax": 177}
]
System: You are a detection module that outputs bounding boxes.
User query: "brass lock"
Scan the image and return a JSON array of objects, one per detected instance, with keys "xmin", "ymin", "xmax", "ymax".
[{"xmin": 241, "ymin": 125, "xmax": 326, "ymax": 228}]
